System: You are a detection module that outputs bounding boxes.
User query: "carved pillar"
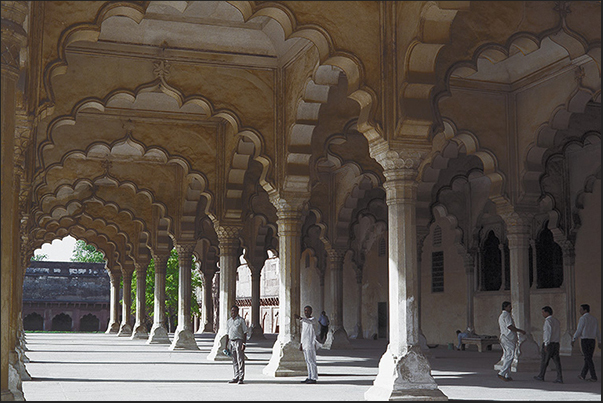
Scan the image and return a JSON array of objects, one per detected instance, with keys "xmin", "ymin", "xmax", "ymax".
[
  {"xmin": 1, "ymin": 1, "xmax": 27, "ymax": 398},
  {"xmin": 118, "ymin": 269, "xmax": 133, "ymax": 337},
  {"xmin": 499, "ymin": 244, "xmax": 507, "ymax": 291},
  {"xmin": 208, "ymin": 225, "xmax": 242, "ymax": 359},
  {"xmin": 559, "ymin": 241, "xmax": 579, "ymax": 356},
  {"xmin": 496, "ymin": 212, "xmax": 540, "ymax": 372},
  {"xmin": 263, "ymin": 197, "xmax": 307, "ymax": 377},
  {"xmin": 106, "ymin": 269, "xmax": 122, "ymax": 333},
  {"xmin": 464, "ymin": 251, "xmax": 476, "ymax": 333},
  {"xmin": 147, "ymin": 253, "xmax": 170, "ymax": 344},
  {"xmin": 201, "ymin": 268, "xmax": 215, "ymax": 333},
  {"xmin": 353, "ymin": 266, "xmax": 364, "ymax": 339},
  {"xmin": 529, "ymin": 240, "xmax": 537, "ymax": 289},
  {"xmin": 170, "ymin": 243, "xmax": 199, "ymax": 350},
  {"xmin": 323, "ymin": 248, "xmax": 350, "ymax": 349},
  {"xmin": 131, "ymin": 263, "xmax": 149, "ymax": 339},
  {"xmin": 248, "ymin": 265, "xmax": 266, "ymax": 340},
  {"xmin": 365, "ymin": 149, "xmax": 445, "ymax": 400},
  {"xmin": 416, "ymin": 237, "xmax": 430, "ymax": 352}
]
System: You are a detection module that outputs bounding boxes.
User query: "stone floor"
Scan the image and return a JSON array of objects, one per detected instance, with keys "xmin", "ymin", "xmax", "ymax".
[{"xmin": 20, "ymin": 332, "xmax": 601, "ymax": 401}]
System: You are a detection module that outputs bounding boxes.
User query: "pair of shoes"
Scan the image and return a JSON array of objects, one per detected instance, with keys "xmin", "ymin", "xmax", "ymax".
[
  {"xmin": 578, "ymin": 375, "xmax": 586, "ymax": 380},
  {"xmin": 301, "ymin": 378, "xmax": 309, "ymax": 383},
  {"xmin": 228, "ymin": 378, "xmax": 238, "ymax": 384},
  {"xmin": 553, "ymin": 379, "xmax": 563, "ymax": 384},
  {"xmin": 498, "ymin": 374, "xmax": 510, "ymax": 382},
  {"xmin": 305, "ymin": 379, "xmax": 317, "ymax": 384},
  {"xmin": 533, "ymin": 376, "xmax": 544, "ymax": 381},
  {"xmin": 586, "ymin": 378, "xmax": 597, "ymax": 382},
  {"xmin": 238, "ymin": 380, "xmax": 244, "ymax": 384}
]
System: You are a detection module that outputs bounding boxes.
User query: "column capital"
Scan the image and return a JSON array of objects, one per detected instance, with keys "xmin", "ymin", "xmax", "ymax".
[
  {"xmin": 152, "ymin": 253, "xmax": 170, "ymax": 272},
  {"xmin": 501, "ymin": 211, "xmax": 532, "ymax": 237},
  {"xmin": 216, "ymin": 225, "xmax": 242, "ymax": 256},
  {"xmin": 326, "ymin": 248, "xmax": 347, "ymax": 263},
  {"xmin": 369, "ymin": 141, "xmax": 428, "ymax": 172}
]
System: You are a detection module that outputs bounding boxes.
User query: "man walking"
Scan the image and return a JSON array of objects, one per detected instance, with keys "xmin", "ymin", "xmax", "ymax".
[
  {"xmin": 534, "ymin": 306, "xmax": 563, "ymax": 383},
  {"xmin": 497, "ymin": 301, "xmax": 526, "ymax": 382},
  {"xmin": 572, "ymin": 304, "xmax": 601, "ymax": 382},
  {"xmin": 226, "ymin": 305, "xmax": 248, "ymax": 384},
  {"xmin": 318, "ymin": 311, "xmax": 330, "ymax": 343},
  {"xmin": 295, "ymin": 305, "xmax": 322, "ymax": 384}
]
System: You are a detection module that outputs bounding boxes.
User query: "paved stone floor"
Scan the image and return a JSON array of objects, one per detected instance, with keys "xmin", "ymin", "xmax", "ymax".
[{"xmin": 21, "ymin": 332, "xmax": 601, "ymax": 401}]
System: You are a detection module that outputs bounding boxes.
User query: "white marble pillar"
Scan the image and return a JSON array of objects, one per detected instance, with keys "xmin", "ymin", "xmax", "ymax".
[
  {"xmin": 106, "ymin": 269, "xmax": 121, "ymax": 333},
  {"xmin": 323, "ymin": 249, "xmax": 350, "ymax": 349},
  {"xmin": 170, "ymin": 243, "xmax": 199, "ymax": 350},
  {"xmin": 118, "ymin": 270, "xmax": 133, "ymax": 337},
  {"xmin": 496, "ymin": 213, "xmax": 540, "ymax": 372},
  {"xmin": 353, "ymin": 267, "xmax": 364, "ymax": 339},
  {"xmin": 464, "ymin": 252, "xmax": 476, "ymax": 333},
  {"xmin": 559, "ymin": 241, "xmax": 580, "ymax": 356},
  {"xmin": 248, "ymin": 265, "xmax": 266, "ymax": 340},
  {"xmin": 131, "ymin": 263, "xmax": 149, "ymax": 339},
  {"xmin": 208, "ymin": 225, "xmax": 242, "ymax": 359},
  {"xmin": 365, "ymin": 157, "xmax": 446, "ymax": 400},
  {"xmin": 201, "ymin": 269, "xmax": 215, "ymax": 333},
  {"xmin": 147, "ymin": 253, "xmax": 170, "ymax": 344},
  {"xmin": 417, "ymin": 242, "xmax": 430, "ymax": 353},
  {"xmin": 263, "ymin": 197, "xmax": 307, "ymax": 377}
]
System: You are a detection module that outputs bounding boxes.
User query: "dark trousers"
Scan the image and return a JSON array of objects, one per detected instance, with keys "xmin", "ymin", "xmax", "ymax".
[
  {"xmin": 580, "ymin": 339, "xmax": 597, "ymax": 380},
  {"xmin": 537, "ymin": 342, "xmax": 562, "ymax": 381},
  {"xmin": 319, "ymin": 325, "xmax": 328, "ymax": 342}
]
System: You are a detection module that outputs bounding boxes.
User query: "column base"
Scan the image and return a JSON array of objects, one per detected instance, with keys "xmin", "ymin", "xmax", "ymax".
[
  {"xmin": 365, "ymin": 345, "xmax": 447, "ymax": 401},
  {"xmin": 248, "ymin": 325, "xmax": 266, "ymax": 340},
  {"xmin": 146, "ymin": 324, "xmax": 171, "ymax": 344},
  {"xmin": 207, "ymin": 333, "xmax": 231, "ymax": 360},
  {"xmin": 351, "ymin": 324, "xmax": 364, "ymax": 339},
  {"xmin": 169, "ymin": 327, "xmax": 199, "ymax": 350},
  {"xmin": 105, "ymin": 321, "xmax": 120, "ymax": 334},
  {"xmin": 15, "ymin": 348, "xmax": 30, "ymax": 381},
  {"xmin": 322, "ymin": 327, "xmax": 351, "ymax": 349},
  {"xmin": 8, "ymin": 357, "xmax": 24, "ymax": 401},
  {"xmin": 117, "ymin": 323, "xmax": 132, "ymax": 337},
  {"xmin": 1, "ymin": 390, "xmax": 15, "ymax": 401},
  {"xmin": 130, "ymin": 324, "xmax": 149, "ymax": 340},
  {"xmin": 560, "ymin": 332, "xmax": 582, "ymax": 356},
  {"xmin": 419, "ymin": 331, "xmax": 430, "ymax": 354},
  {"xmin": 262, "ymin": 338, "xmax": 307, "ymax": 377}
]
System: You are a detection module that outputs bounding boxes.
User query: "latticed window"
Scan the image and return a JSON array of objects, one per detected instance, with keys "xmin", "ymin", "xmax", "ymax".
[
  {"xmin": 431, "ymin": 251, "xmax": 444, "ymax": 292},
  {"xmin": 378, "ymin": 237, "xmax": 386, "ymax": 256},
  {"xmin": 432, "ymin": 225, "xmax": 442, "ymax": 247}
]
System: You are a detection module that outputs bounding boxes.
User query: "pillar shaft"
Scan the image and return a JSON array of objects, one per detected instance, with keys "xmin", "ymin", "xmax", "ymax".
[
  {"xmin": 323, "ymin": 249, "xmax": 350, "ymax": 349},
  {"xmin": 170, "ymin": 243, "xmax": 199, "ymax": 350},
  {"xmin": 464, "ymin": 252, "xmax": 476, "ymax": 332},
  {"xmin": 131, "ymin": 264, "xmax": 148, "ymax": 339},
  {"xmin": 202, "ymin": 270, "xmax": 215, "ymax": 332},
  {"xmin": 354, "ymin": 269, "xmax": 363, "ymax": 339},
  {"xmin": 147, "ymin": 254, "xmax": 170, "ymax": 343},
  {"xmin": 249, "ymin": 266, "xmax": 266, "ymax": 339},
  {"xmin": 118, "ymin": 270, "xmax": 133, "ymax": 336},
  {"xmin": 106, "ymin": 270, "xmax": 121, "ymax": 333}
]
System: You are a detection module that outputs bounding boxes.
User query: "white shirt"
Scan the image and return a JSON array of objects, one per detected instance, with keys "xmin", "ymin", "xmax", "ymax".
[
  {"xmin": 498, "ymin": 310, "xmax": 516, "ymax": 340},
  {"xmin": 300, "ymin": 316, "xmax": 320, "ymax": 350},
  {"xmin": 542, "ymin": 315, "xmax": 561, "ymax": 345},
  {"xmin": 573, "ymin": 312, "xmax": 601, "ymax": 343},
  {"xmin": 226, "ymin": 315, "xmax": 248, "ymax": 341}
]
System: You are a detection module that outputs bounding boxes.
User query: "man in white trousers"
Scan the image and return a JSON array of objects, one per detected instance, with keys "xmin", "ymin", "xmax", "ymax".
[
  {"xmin": 497, "ymin": 301, "xmax": 526, "ymax": 382},
  {"xmin": 295, "ymin": 305, "xmax": 322, "ymax": 384}
]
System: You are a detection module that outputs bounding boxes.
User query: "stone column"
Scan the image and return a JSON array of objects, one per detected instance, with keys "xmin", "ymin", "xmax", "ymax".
[
  {"xmin": 323, "ymin": 248, "xmax": 350, "ymax": 349},
  {"xmin": 353, "ymin": 266, "xmax": 364, "ymax": 339},
  {"xmin": 365, "ymin": 152, "xmax": 446, "ymax": 400},
  {"xmin": 559, "ymin": 241, "xmax": 579, "ymax": 356},
  {"xmin": 201, "ymin": 269, "xmax": 215, "ymax": 333},
  {"xmin": 462, "ymin": 252, "xmax": 476, "ymax": 334},
  {"xmin": 416, "ymin": 239, "xmax": 430, "ymax": 352},
  {"xmin": 118, "ymin": 269, "xmax": 133, "ymax": 337},
  {"xmin": 1, "ymin": 1, "xmax": 27, "ymax": 398},
  {"xmin": 248, "ymin": 265, "xmax": 266, "ymax": 340},
  {"xmin": 263, "ymin": 197, "xmax": 307, "ymax": 377},
  {"xmin": 499, "ymin": 244, "xmax": 507, "ymax": 291},
  {"xmin": 131, "ymin": 263, "xmax": 148, "ymax": 339},
  {"xmin": 496, "ymin": 212, "xmax": 540, "ymax": 372},
  {"xmin": 208, "ymin": 226, "xmax": 242, "ymax": 359},
  {"xmin": 147, "ymin": 253, "xmax": 170, "ymax": 344},
  {"xmin": 529, "ymin": 240, "xmax": 537, "ymax": 289},
  {"xmin": 106, "ymin": 269, "xmax": 122, "ymax": 333},
  {"xmin": 170, "ymin": 243, "xmax": 199, "ymax": 350}
]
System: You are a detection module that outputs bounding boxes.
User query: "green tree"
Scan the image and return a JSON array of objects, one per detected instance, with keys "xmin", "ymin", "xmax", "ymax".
[
  {"xmin": 30, "ymin": 253, "xmax": 48, "ymax": 261},
  {"xmin": 129, "ymin": 247, "xmax": 203, "ymax": 332},
  {"xmin": 71, "ymin": 240, "xmax": 105, "ymax": 263}
]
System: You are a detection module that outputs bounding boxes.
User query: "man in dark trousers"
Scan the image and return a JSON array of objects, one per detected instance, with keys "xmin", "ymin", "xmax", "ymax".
[
  {"xmin": 572, "ymin": 304, "xmax": 601, "ymax": 382},
  {"xmin": 226, "ymin": 305, "xmax": 248, "ymax": 384},
  {"xmin": 318, "ymin": 311, "xmax": 329, "ymax": 343},
  {"xmin": 534, "ymin": 306, "xmax": 563, "ymax": 383}
]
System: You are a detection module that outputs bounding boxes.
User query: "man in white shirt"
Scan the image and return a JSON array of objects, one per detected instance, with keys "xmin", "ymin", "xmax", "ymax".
[
  {"xmin": 497, "ymin": 301, "xmax": 526, "ymax": 382},
  {"xmin": 572, "ymin": 304, "xmax": 601, "ymax": 382},
  {"xmin": 533, "ymin": 306, "xmax": 563, "ymax": 383},
  {"xmin": 226, "ymin": 305, "xmax": 248, "ymax": 384},
  {"xmin": 295, "ymin": 305, "xmax": 322, "ymax": 384}
]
